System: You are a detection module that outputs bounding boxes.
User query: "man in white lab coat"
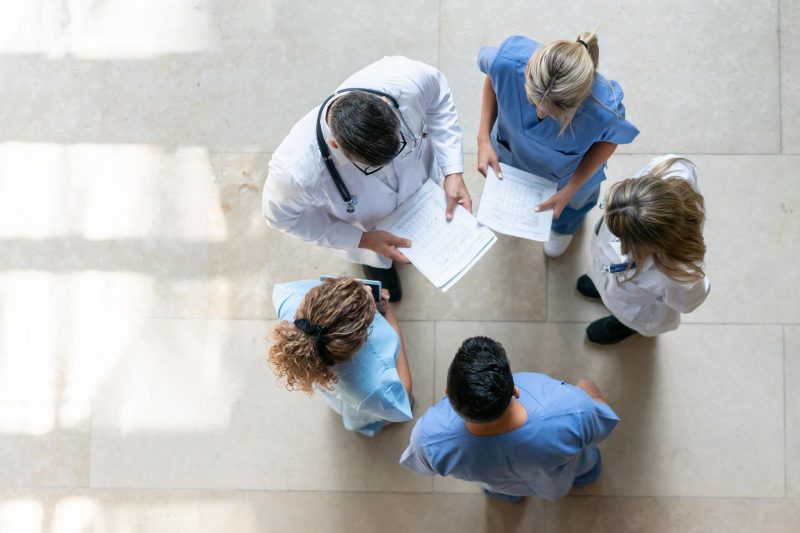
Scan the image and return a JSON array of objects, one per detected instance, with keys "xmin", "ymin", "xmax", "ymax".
[{"xmin": 262, "ymin": 56, "xmax": 471, "ymax": 301}]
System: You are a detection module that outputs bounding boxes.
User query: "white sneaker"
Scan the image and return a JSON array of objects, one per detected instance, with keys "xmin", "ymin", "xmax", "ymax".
[{"xmin": 544, "ymin": 231, "xmax": 574, "ymax": 258}]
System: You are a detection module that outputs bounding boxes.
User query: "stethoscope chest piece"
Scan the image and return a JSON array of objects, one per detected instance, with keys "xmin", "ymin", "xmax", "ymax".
[{"xmin": 346, "ymin": 195, "xmax": 358, "ymax": 213}]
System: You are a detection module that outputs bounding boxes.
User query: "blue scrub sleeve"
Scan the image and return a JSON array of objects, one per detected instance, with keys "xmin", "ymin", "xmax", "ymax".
[
  {"xmin": 477, "ymin": 46, "xmax": 499, "ymax": 75},
  {"xmin": 573, "ymin": 387, "xmax": 621, "ymax": 446},
  {"xmin": 598, "ymin": 80, "xmax": 639, "ymax": 145},
  {"xmin": 355, "ymin": 368, "xmax": 413, "ymax": 423},
  {"xmin": 399, "ymin": 422, "xmax": 436, "ymax": 475}
]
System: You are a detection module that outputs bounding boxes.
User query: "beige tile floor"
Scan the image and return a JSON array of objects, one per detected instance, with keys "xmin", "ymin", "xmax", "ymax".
[{"xmin": 1, "ymin": 1, "xmax": 799, "ymax": 532}]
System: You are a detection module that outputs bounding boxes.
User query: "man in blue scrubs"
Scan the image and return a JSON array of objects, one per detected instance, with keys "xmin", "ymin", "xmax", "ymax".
[{"xmin": 399, "ymin": 336, "xmax": 619, "ymax": 501}]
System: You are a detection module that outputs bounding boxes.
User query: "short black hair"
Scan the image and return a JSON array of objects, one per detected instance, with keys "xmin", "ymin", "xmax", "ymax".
[
  {"xmin": 328, "ymin": 92, "xmax": 401, "ymax": 168},
  {"xmin": 446, "ymin": 336, "xmax": 514, "ymax": 423}
]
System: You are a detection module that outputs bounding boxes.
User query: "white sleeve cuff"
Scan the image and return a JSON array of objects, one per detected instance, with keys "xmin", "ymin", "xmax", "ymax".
[
  {"xmin": 326, "ymin": 221, "xmax": 364, "ymax": 250},
  {"xmin": 441, "ymin": 164, "xmax": 464, "ymax": 176}
]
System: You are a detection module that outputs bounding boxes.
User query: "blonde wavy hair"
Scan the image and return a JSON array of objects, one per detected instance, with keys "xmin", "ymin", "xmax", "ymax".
[
  {"xmin": 605, "ymin": 157, "xmax": 706, "ymax": 283},
  {"xmin": 525, "ymin": 29, "xmax": 600, "ymax": 134},
  {"xmin": 268, "ymin": 276, "xmax": 376, "ymax": 393}
]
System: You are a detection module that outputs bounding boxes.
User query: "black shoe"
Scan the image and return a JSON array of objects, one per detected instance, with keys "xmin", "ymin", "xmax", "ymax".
[
  {"xmin": 576, "ymin": 274, "xmax": 600, "ymax": 299},
  {"xmin": 362, "ymin": 263, "xmax": 402, "ymax": 302},
  {"xmin": 586, "ymin": 315, "xmax": 637, "ymax": 345}
]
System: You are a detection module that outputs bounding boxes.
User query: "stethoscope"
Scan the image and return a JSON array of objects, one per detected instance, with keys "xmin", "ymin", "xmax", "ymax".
[
  {"xmin": 597, "ymin": 198, "xmax": 636, "ymax": 275},
  {"xmin": 315, "ymin": 88, "xmax": 425, "ymax": 214}
]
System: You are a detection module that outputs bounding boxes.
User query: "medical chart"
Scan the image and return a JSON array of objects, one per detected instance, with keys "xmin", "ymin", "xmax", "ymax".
[
  {"xmin": 477, "ymin": 163, "xmax": 558, "ymax": 242},
  {"xmin": 376, "ymin": 180, "xmax": 497, "ymax": 292}
]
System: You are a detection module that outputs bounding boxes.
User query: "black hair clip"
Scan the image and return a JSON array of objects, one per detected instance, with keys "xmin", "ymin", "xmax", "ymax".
[{"xmin": 294, "ymin": 318, "xmax": 335, "ymax": 366}]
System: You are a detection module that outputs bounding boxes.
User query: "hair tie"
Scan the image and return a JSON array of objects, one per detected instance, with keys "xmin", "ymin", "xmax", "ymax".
[
  {"xmin": 577, "ymin": 39, "xmax": 589, "ymax": 50},
  {"xmin": 294, "ymin": 318, "xmax": 335, "ymax": 366}
]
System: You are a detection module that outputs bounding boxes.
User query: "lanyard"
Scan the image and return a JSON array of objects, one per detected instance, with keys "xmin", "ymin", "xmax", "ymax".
[
  {"xmin": 601, "ymin": 261, "xmax": 636, "ymax": 274},
  {"xmin": 315, "ymin": 88, "xmax": 401, "ymax": 214},
  {"xmin": 595, "ymin": 216, "xmax": 636, "ymax": 274}
]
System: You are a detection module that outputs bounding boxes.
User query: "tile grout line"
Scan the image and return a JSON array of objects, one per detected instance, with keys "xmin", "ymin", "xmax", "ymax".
[
  {"xmin": 778, "ymin": 0, "xmax": 784, "ymax": 154},
  {"xmin": 430, "ymin": 319, "xmax": 437, "ymax": 495},
  {"xmin": 141, "ymin": 316, "xmax": 800, "ymax": 327},
  {"xmin": 460, "ymin": 152, "xmax": 797, "ymax": 157},
  {"xmin": 544, "ymin": 499, "xmax": 551, "ymax": 533},
  {"xmin": 784, "ymin": 325, "xmax": 788, "ymax": 498},
  {"xmin": 436, "ymin": 0, "xmax": 442, "ymax": 69},
  {"xmin": 201, "ymin": 150, "xmax": 799, "ymax": 156},
  {"xmin": 9, "ymin": 486, "xmax": 800, "ymax": 501}
]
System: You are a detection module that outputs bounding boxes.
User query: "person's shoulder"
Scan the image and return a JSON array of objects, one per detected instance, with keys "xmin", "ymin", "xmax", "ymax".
[
  {"xmin": 515, "ymin": 372, "xmax": 586, "ymax": 415},
  {"xmin": 514, "ymin": 371, "xmax": 562, "ymax": 389},
  {"xmin": 272, "ymin": 279, "xmax": 320, "ymax": 318},
  {"xmin": 584, "ymin": 73, "xmax": 626, "ymax": 117},
  {"xmin": 497, "ymin": 35, "xmax": 540, "ymax": 62},
  {"xmin": 339, "ymin": 56, "xmax": 430, "ymax": 103},
  {"xmin": 414, "ymin": 397, "xmax": 466, "ymax": 444},
  {"xmin": 637, "ymin": 154, "xmax": 699, "ymax": 186},
  {"xmin": 269, "ymin": 108, "xmax": 326, "ymax": 189}
]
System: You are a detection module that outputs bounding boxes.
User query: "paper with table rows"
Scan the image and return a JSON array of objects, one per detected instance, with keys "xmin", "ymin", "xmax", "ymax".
[
  {"xmin": 477, "ymin": 163, "xmax": 557, "ymax": 242},
  {"xmin": 376, "ymin": 180, "xmax": 497, "ymax": 292}
]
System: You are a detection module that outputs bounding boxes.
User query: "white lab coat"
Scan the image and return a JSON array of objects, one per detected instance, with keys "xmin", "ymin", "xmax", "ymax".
[
  {"xmin": 262, "ymin": 56, "xmax": 464, "ymax": 268},
  {"xmin": 589, "ymin": 155, "xmax": 711, "ymax": 336}
]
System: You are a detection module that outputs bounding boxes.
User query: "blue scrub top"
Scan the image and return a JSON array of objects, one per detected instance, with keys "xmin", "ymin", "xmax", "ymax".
[
  {"xmin": 478, "ymin": 35, "xmax": 639, "ymax": 196},
  {"xmin": 273, "ymin": 280, "xmax": 413, "ymax": 436},
  {"xmin": 399, "ymin": 372, "xmax": 620, "ymax": 500}
]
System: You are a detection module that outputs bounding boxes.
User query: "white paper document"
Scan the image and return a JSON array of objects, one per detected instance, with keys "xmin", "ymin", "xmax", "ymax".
[
  {"xmin": 376, "ymin": 180, "xmax": 497, "ymax": 292},
  {"xmin": 477, "ymin": 163, "xmax": 558, "ymax": 242}
]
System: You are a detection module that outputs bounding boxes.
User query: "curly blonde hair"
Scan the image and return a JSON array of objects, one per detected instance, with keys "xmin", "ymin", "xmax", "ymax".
[
  {"xmin": 605, "ymin": 157, "xmax": 706, "ymax": 283},
  {"xmin": 268, "ymin": 277, "xmax": 376, "ymax": 393}
]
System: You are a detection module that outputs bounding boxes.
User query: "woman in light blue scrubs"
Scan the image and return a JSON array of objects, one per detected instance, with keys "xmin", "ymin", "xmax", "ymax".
[
  {"xmin": 476, "ymin": 30, "xmax": 639, "ymax": 257},
  {"xmin": 268, "ymin": 276, "xmax": 413, "ymax": 436}
]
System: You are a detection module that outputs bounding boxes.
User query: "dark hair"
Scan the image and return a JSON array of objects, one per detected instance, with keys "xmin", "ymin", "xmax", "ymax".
[
  {"xmin": 447, "ymin": 336, "xmax": 514, "ymax": 423},
  {"xmin": 328, "ymin": 92, "xmax": 401, "ymax": 168}
]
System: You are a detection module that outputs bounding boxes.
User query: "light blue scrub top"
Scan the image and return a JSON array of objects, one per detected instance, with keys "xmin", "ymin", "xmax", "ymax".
[
  {"xmin": 478, "ymin": 35, "xmax": 639, "ymax": 203},
  {"xmin": 273, "ymin": 280, "xmax": 413, "ymax": 436},
  {"xmin": 399, "ymin": 372, "xmax": 620, "ymax": 500}
]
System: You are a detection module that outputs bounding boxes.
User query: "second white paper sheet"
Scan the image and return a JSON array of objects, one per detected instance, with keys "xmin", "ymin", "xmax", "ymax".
[
  {"xmin": 477, "ymin": 163, "xmax": 557, "ymax": 242},
  {"xmin": 376, "ymin": 180, "xmax": 496, "ymax": 291}
]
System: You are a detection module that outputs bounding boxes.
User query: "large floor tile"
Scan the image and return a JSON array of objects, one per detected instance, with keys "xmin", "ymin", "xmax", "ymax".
[
  {"xmin": 90, "ymin": 319, "xmax": 434, "ymax": 492},
  {"xmin": 548, "ymin": 155, "xmax": 800, "ymax": 325},
  {"xmin": 0, "ymin": 1, "xmax": 439, "ymax": 149},
  {"xmin": 0, "ymin": 143, "xmax": 227, "ymax": 319},
  {"xmin": 782, "ymin": 0, "xmax": 800, "ymax": 153},
  {"xmin": 786, "ymin": 326, "xmax": 800, "ymax": 497},
  {"xmin": 0, "ymin": 488, "xmax": 546, "ymax": 533},
  {"xmin": 99, "ymin": 0, "xmax": 439, "ymax": 151},
  {"xmin": 0, "ymin": 58, "xmax": 105, "ymax": 144},
  {"xmin": 197, "ymin": 490, "xmax": 546, "ymax": 533},
  {"xmin": 547, "ymin": 496, "xmax": 800, "ymax": 533},
  {"xmin": 440, "ymin": 0, "xmax": 780, "ymax": 154},
  {"xmin": 0, "ymin": 268, "xmax": 108, "ymax": 487},
  {"xmin": 433, "ymin": 322, "xmax": 784, "ymax": 497},
  {"xmin": 0, "ymin": 488, "xmax": 200, "ymax": 533}
]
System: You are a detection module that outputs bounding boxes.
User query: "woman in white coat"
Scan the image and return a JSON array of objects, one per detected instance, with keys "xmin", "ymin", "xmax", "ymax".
[
  {"xmin": 577, "ymin": 155, "xmax": 710, "ymax": 344},
  {"xmin": 262, "ymin": 56, "xmax": 472, "ymax": 302}
]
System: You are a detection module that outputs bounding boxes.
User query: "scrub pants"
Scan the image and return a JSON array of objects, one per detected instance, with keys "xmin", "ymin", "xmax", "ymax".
[
  {"xmin": 572, "ymin": 447, "xmax": 602, "ymax": 488},
  {"xmin": 552, "ymin": 178, "xmax": 602, "ymax": 235}
]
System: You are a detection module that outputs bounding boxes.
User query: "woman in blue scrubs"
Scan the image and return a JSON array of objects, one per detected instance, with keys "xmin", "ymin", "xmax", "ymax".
[
  {"xmin": 476, "ymin": 31, "xmax": 639, "ymax": 257},
  {"xmin": 268, "ymin": 276, "xmax": 413, "ymax": 436}
]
